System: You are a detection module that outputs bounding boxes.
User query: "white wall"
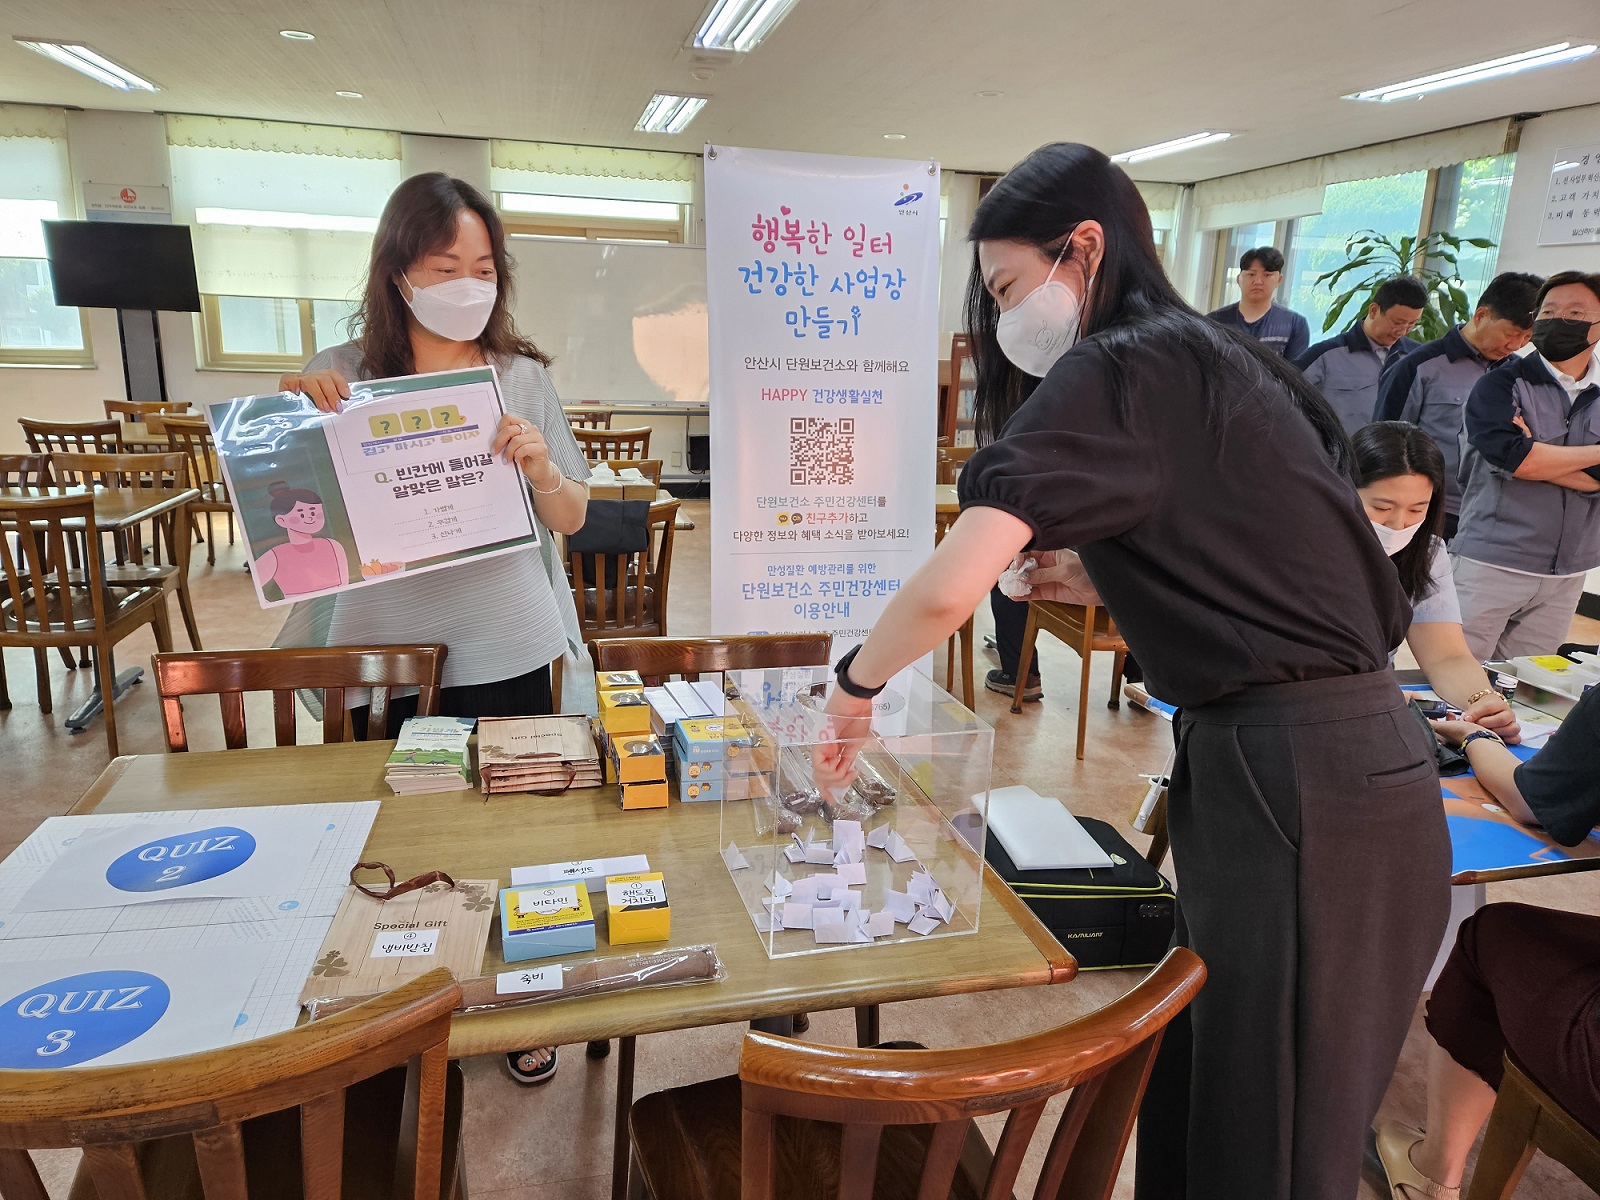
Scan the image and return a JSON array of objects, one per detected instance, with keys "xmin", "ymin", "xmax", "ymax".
[
  {"xmin": 1496, "ymin": 103, "xmax": 1600, "ymax": 279},
  {"xmin": 0, "ymin": 110, "xmax": 280, "ymax": 451}
]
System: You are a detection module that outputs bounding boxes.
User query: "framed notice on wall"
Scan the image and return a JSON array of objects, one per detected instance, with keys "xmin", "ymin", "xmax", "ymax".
[
  {"xmin": 1539, "ymin": 145, "xmax": 1600, "ymax": 245},
  {"xmin": 208, "ymin": 367, "xmax": 537, "ymax": 609}
]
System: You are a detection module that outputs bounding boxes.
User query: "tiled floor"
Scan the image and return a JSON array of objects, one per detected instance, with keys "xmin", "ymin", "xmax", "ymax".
[{"xmin": 5, "ymin": 499, "xmax": 1597, "ymax": 1198}]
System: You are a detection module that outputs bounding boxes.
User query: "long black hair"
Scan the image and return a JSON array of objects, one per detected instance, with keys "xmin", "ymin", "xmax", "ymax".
[
  {"xmin": 1351, "ymin": 421, "xmax": 1446, "ymax": 604},
  {"xmin": 962, "ymin": 142, "xmax": 1352, "ymax": 476}
]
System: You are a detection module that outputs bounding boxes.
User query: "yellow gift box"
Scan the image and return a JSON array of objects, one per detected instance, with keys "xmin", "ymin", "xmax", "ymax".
[
  {"xmin": 619, "ymin": 779, "xmax": 669, "ymax": 810},
  {"xmin": 599, "ymin": 689, "xmax": 653, "ymax": 737},
  {"xmin": 605, "ymin": 872, "xmax": 670, "ymax": 944}
]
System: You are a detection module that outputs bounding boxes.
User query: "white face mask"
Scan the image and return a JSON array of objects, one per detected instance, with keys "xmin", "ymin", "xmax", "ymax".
[
  {"xmin": 1370, "ymin": 517, "xmax": 1422, "ymax": 556},
  {"xmin": 402, "ymin": 274, "xmax": 497, "ymax": 342},
  {"xmin": 995, "ymin": 245, "xmax": 1089, "ymax": 377}
]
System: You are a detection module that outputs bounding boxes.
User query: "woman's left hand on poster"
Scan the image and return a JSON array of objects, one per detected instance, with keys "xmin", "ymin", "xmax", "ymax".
[{"xmin": 492, "ymin": 414, "xmax": 559, "ymax": 489}]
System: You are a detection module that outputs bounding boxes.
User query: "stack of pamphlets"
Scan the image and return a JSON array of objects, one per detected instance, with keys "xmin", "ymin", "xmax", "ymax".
[
  {"xmin": 384, "ymin": 716, "xmax": 476, "ymax": 794},
  {"xmin": 478, "ymin": 715, "xmax": 604, "ymax": 795}
]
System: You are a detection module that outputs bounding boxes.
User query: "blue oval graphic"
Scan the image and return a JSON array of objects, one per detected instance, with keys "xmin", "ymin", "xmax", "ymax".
[
  {"xmin": 0, "ymin": 970, "xmax": 171, "ymax": 1067},
  {"xmin": 105, "ymin": 825, "xmax": 257, "ymax": 893},
  {"xmin": 894, "ymin": 191, "xmax": 923, "ymax": 206}
]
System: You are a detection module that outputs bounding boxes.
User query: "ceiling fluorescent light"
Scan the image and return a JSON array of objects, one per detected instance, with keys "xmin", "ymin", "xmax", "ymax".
[
  {"xmin": 195, "ymin": 208, "xmax": 378, "ymax": 233},
  {"xmin": 500, "ymin": 194, "xmax": 681, "ymax": 222},
  {"xmin": 692, "ymin": 0, "xmax": 799, "ymax": 52},
  {"xmin": 1345, "ymin": 42, "xmax": 1597, "ymax": 102},
  {"xmin": 635, "ymin": 94, "xmax": 708, "ymax": 135},
  {"xmin": 14, "ymin": 39, "xmax": 159, "ymax": 91},
  {"xmin": 1110, "ymin": 131, "xmax": 1232, "ymax": 165}
]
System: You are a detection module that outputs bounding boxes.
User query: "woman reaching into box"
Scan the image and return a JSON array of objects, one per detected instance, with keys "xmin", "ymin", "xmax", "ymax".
[{"xmin": 813, "ymin": 142, "xmax": 1449, "ymax": 1200}]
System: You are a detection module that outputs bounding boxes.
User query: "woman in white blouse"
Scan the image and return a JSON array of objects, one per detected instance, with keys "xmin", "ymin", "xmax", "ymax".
[{"xmin": 275, "ymin": 173, "xmax": 588, "ymax": 1086}]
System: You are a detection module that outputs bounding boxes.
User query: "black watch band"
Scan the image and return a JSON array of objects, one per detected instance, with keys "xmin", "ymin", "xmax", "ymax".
[
  {"xmin": 834, "ymin": 645, "xmax": 886, "ymax": 699},
  {"xmin": 1461, "ymin": 729, "xmax": 1505, "ymax": 752}
]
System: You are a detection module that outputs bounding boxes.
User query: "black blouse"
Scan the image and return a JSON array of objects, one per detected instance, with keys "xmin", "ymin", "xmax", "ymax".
[{"xmin": 959, "ymin": 324, "xmax": 1411, "ymax": 709}]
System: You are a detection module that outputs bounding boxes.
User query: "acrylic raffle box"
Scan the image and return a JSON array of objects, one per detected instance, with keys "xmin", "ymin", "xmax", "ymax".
[
  {"xmin": 499, "ymin": 883, "xmax": 597, "ymax": 962},
  {"xmin": 716, "ymin": 666, "xmax": 991, "ymax": 959}
]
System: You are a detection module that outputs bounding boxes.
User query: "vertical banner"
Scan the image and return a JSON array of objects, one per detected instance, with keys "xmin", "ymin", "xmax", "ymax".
[{"xmin": 706, "ymin": 146, "xmax": 940, "ymax": 661}]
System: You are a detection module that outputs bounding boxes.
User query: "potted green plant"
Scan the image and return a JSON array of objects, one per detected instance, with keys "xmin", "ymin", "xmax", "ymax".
[{"xmin": 1313, "ymin": 229, "xmax": 1496, "ymax": 342}]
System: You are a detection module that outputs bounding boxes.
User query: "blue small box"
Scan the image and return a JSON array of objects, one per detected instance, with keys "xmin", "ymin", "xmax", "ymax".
[{"xmin": 499, "ymin": 884, "xmax": 597, "ymax": 962}]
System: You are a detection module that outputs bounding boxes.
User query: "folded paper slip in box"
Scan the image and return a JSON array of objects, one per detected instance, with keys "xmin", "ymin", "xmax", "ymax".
[
  {"xmin": 299, "ymin": 878, "xmax": 498, "ymax": 1007},
  {"xmin": 599, "ymin": 689, "xmax": 653, "ymax": 737},
  {"xmin": 385, "ymin": 715, "xmax": 475, "ymax": 794},
  {"xmin": 478, "ymin": 714, "xmax": 602, "ymax": 794},
  {"xmin": 500, "ymin": 884, "xmax": 597, "ymax": 961},
  {"xmin": 606, "ymin": 872, "xmax": 670, "ymax": 945}
]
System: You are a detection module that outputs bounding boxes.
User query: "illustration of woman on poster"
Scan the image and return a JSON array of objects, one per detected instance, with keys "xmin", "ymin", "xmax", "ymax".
[{"xmin": 252, "ymin": 483, "xmax": 355, "ymax": 598}]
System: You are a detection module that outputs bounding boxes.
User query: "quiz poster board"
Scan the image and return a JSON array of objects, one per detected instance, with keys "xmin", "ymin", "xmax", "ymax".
[
  {"xmin": 1539, "ymin": 144, "xmax": 1600, "ymax": 246},
  {"xmin": 208, "ymin": 367, "xmax": 538, "ymax": 608},
  {"xmin": 704, "ymin": 146, "xmax": 940, "ymax": 661}
]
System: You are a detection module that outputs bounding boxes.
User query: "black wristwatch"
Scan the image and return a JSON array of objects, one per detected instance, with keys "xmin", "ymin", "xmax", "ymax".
[
  {"xmin": 1461, "ymin": 729, "xmax": 1506, "ymax": 752},
  {"xmin": 834, "ymin": 645, "xmax": 886, "ymax": 699}
]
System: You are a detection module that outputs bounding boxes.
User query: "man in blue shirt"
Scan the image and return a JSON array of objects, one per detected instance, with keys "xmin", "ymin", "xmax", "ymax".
[
  {"xmin": 1294, "ymin": 275, "xmax": 1427, "ymax": 435},
  {"xmin": 1207, "ymin": 246, "xmax": 1310, "ymax": 359}
]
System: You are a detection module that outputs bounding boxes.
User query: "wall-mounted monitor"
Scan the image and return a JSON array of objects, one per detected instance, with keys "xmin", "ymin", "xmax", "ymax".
[{"xmin": 43, "ymin": 220, "xmax": 201, "ymax": 312}]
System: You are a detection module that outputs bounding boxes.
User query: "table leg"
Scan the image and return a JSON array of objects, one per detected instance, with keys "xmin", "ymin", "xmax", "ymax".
[
  {"xmin": 854, "ymin": 1004, "xmax": 881, "ymax": 1047},
  {"xmin": 611, "ymin": 1034, "xmax": 637, "ymax": 1200},
  {"xmin": 65, "ymin": 647, "xmax": 143, "ymax": 733}
]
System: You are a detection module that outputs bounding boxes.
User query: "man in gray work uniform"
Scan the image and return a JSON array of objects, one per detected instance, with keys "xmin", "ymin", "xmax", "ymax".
[
  {"xmin": 1375, "ymin": 272, "xmax": 1542, "ymax": 539},
  {"xmin": 1453, "ymin": 270, "xmax": 1600, "ymax": 661},
  {"xmin": 1294, "ymin": 275, "xmax": 1426, "ymax": 435}
]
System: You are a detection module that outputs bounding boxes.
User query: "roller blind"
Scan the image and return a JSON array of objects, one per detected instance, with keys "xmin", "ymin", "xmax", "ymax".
[
  {"xmin": 1193, "ymin": 117, "xmax": 1516, "ymax": 230},
  {"xmin": 167, "ymin": 115, "xmax": 404, "ymax": 300},
  {"xmin": 1134, "ymin": 181, "xmax": 1182, "ymax": 231},
  {"xmin": 490, "ymin": 139, "xmax": 696, "ymax": 203},
  {"xmin": 0, "ymin": 104, "xmax": 73, "ymax": 256}
]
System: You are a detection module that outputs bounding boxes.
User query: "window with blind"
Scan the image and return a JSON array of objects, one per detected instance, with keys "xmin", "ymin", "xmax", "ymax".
[
  {"xmin": 169, "ymin": 114, "xmax": 403, "ymax": 370},
  {"xmin": 490, "ymin": 139, "xmax": 695, "ymax": 241},
  {"xmin": 0, "ymin": 104, "xmax": 91, "ymax": 366}
]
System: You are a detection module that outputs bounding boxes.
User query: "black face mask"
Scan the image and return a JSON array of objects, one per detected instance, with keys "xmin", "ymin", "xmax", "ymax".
[{"xmin": 1532, "ymin": 317, "xmax": 1598, "ymax": 363}]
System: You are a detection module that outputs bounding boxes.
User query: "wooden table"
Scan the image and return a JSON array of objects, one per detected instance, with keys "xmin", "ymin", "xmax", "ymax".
[
  {"xmin": 0, "ymin": 483, "xmax": 199, "ymax": 731},
  {"xmin": 75, "ymin": 740, "xmax": 1074, "ymax": 1194},
  {"xmin": 936, "ymin": 482, "xmax": 959, "ymax": 515}
]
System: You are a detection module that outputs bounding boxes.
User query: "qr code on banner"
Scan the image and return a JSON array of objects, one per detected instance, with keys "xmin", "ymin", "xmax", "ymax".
[{"xmin": 790, "ymin": 417, "xmax": 855, "ymax": 486}]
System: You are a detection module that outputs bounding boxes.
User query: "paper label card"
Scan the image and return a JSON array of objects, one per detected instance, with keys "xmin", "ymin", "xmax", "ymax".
[
  {"xmin": 370, "ymin": 928, "xmax": 439, "ymax": 958},
  {"xmin": 496, "ymin": 966, "xmax": 563, "ymax": 996}
]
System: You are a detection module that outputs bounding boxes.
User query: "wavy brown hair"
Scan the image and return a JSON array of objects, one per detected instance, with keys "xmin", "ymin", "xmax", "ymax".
[{"xmin": 351, "ymin": 172, "xmax": 549, "ymax": 377}]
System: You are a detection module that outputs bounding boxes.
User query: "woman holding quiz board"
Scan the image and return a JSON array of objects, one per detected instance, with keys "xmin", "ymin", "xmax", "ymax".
[
  {"xmin": 274, "ymin": 172, "xmax": 587, "ymax": 1083},
  {"xmin": 813, "ymin": 143, "xmax": 1448, "ymax": 1200}
]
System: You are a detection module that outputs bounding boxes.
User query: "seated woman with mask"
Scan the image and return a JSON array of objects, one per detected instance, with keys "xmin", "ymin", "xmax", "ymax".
[{"xmin": 1353, "ymin": 421, "xmax": 1519, "ymax": 740}]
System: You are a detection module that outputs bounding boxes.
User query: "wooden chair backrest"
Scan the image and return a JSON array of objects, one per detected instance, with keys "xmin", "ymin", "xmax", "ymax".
[
  {"xmin": 738, "ymin": 947, "xmax": 1205, "ymax": 1200},
  {"xmin": 152, "ymin": 645, "xmax": 448, "ymax": 751},
  {"xmin": 50, "ymin": 451, "xmax": 188, "ymax": 490},
  {"xmin": 161, "ymin": 414, "xmax": 229, "ymax": 496},
  {"xmin": 573, "ymin": 426, "xmax": 651, "ymax": 463},
  {"xmin": 936, "ymin": 444, "xmax": 976, "ymax": 485},
  {"xmin": 0, "ymin": 969, "xmax": 461, "ymax": 1200},
  {"xmin": 104, "ymin": 399, "xmax": 192, "ymax": 422},
  {"xmin": 589, "ymin": 634, "xmax": 833, "ymax": 683},
  {"xmin": 0, "ymin": 454, "xmax": 53, "ymax": 487},
  {"xmin": 19, "ymin": 419, "xmax": 122, "ymax": 479},
  {"xmin": 567, "ymin": 499, "xmax": 678, "ymax": 640},
  {"xmin": 0, "ymin": 495, "xmax": 110, "ymax": 637},
  {"xmin": 567, "ymin": 408, "xmax": 614, "ymax": 429},
  {"xmin": 594, "ymin": 458, "xmax": 664, "ymax": 487},
  {"xmin": 1036, "ymin": 599, "xmax": 1124, "ymax": 647}
]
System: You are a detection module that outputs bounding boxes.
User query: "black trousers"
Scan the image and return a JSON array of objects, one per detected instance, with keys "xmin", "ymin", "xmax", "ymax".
[
  {"xmin": 350, "ymin": 664, "xmax": 554, "ymax": 740},
  {"xmin": 989, "ymin": 585, "xmax": 1036, "ymax": 680},
  {"xmin": 1134, "ymin": 670, "xmax": 1450, "ymax": 1200}
]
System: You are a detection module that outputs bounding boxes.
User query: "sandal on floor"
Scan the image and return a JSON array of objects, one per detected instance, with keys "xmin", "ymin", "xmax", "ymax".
[
  {"xmin": 1374, "ymin": 1122, "xmax": 1459, "ymax": 1200},
  {"xmin": 506, "ymin": 1046, "xmax": 559, "ymax": 1085}
]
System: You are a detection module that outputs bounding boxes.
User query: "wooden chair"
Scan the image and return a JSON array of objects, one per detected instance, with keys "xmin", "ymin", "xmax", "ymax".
[
  {"xmin": 152, "ymin": 645, "xmax": 447, "ymax": 751},
  {"xmin": 935, "ymin": 444, "xmax": 976, "ymax": 485},
  {"xmin": 1012, "ymin": 600, "xmax": 1129, "ymax": 759},
  {"xmin": 591, "ymin": 633, "xmax": 832, "ymax": 683},
  {"xmin": 19, "ymin": 418, "xmax": 123, "ymax": 478},
  {"xmin": 628, "ymin": 947, "xmax": 1206, "ymax": 1200},
  {"xmin": 0, "ymin": 454, "xmax": 53, "ymax": 487},
  {"xmin": 0, "ymin": 494, "xmax": 172, "ymax": 758},
  {"xmin": 567, "ymin": 499, "xmax": 678, "ymax": 643},
  {"xmin": 51, "ymin": 451, "xmax": 203, "ymax": 650},
  {"xmin": 104, "ymin": 398, "xmax": 192, "ymax": 422},
  {"xmin": 568, "ymin": 407, "xmax": 615, "ymax": 429},
  {"xmin": 934, "ymin": 508, "xmax": 975, "ymax": 709},
  {"xmin": 595, "ymin": 458, "xmax": 665, "ymax": 488},
  {"xmin": 0, "ymin": 968, "xmax": 465, "ymax": 1200},
  {"xmin": 1466, "ymin": 1051, "xmax": 1600, "ymax": 1198},
  {"xmin": 943, "ymin": 334, "xmax": 977, "ymax": 447},
  {"xmin": 574, "ymin": 426, "xmax": 652, "ymax": 463},
  {"xmin": 163, "ymin": 412, "xmax": 237, "ymax": 565}
]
